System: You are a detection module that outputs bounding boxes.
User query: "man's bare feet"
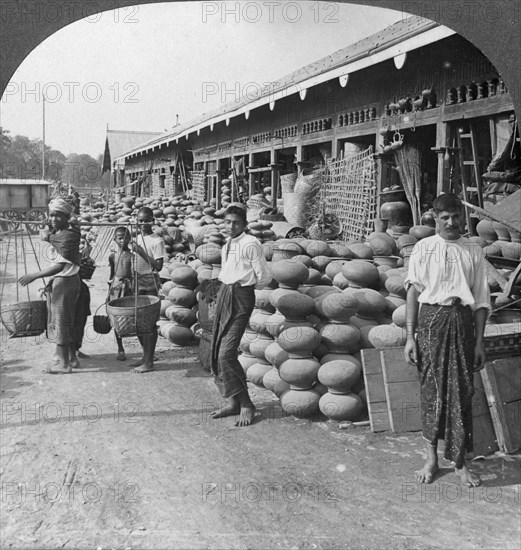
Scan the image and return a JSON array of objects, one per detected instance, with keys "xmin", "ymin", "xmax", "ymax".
[
  {"xmin": 116, "ymin": 351, "xmax": 126, "ymax": 361},
  {"xmin": 235, "ymin": 405, "xmax": 256, "ymax": 427},
  {"xmin": 70, "ymin": 357, "xmax": 80, "ymax": 369},
  {"xmin": 415, "ymin": 462, "xmax": 439, "ymax": 484},
  {"xmin": 210, "ymin": 403, "xmax": 240, "ymax": 419},
  {"xmin": 456, "ymin": 464, "xmax": 481, "ymax": 487},
  {"xmin": 130, "ymin": 364, "xmax": 155, "ymax": 373},
  {"xmin": 43, "ymin": 365, "xmax": 72, "ymax": 375},
  {"xmin": 129, "ymin": 357, "xmax": 144, "ymax": 368}
]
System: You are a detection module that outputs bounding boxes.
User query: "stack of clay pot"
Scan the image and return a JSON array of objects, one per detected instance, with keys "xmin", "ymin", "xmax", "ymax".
[
  {"xmin": 160, "ymin": 265, "xmax": 198, "ymax": 346},
  {"xmin": 476, "ymin": 219, "xmax": 521, "ymax": 261},
  {"xmin": 244, "ymin": 286, "xmax": 276, "ymax": 388}
]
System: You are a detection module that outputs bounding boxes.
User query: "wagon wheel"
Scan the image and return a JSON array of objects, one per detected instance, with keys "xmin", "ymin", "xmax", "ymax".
[
  {"xmin": 1, "ymin": 210, "xmax": 24, "ymax": 231},
  {"xmin": 26, "ymin": 209, "xmax": 48, "ymax": 234}
]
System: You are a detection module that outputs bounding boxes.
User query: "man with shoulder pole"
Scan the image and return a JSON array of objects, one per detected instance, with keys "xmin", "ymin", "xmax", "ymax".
[{"xmin": 404, "ymin": 193, "xmax": 490, "ymax": 486}]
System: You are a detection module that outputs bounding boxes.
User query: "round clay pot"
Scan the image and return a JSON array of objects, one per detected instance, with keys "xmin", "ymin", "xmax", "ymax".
[
  {"xmin": 165, "ymin": 305, "xmax": 197, "ymax": 327},
  {"xmin": 348, "ymin": 242, "xmax": 374, "ymax": 260},
  {"xmin": 196, "ymin": 243, "xmax": 222, "ymax": 264},
  {"xmin": 353, "ymin": 288, "xmax": 387, "ymax": 319},
  {"xmin": 277, "ymin": 293, "xmax": 316, "ymax": 320},
  {"xmin": 492, "ymin": 221, "xmax": 511, "ymax": 241},
  {"xmin": 246, "ymin": 360, "xmax": 272, "ymax": 386},
  {"xmin": 272, "ymin": 242, "xmax": 303, "ymax": 262},
  {"xmin": 341, "ymin": 260, "xmax": 380, "ymax": 289},
  {"xmin": 368, "ymin": 324, "xmax": 407, "ymax": 348},
  {"xmin": 305, "ymin": 268, "xmax": 323, "ymax": 285},
  {"xmin": 280, "ymin": 389, "xmax": 320, "ymax": 418},
  {"xmin": 170, "ymin": 266, "xmax": 198, "ymax": 289},
  {"xmin": 318, "ymin": 360, "xmax": 362, "ymax": 394},
  {"xmin": 271, "ymin": 260, "xmax": 309, "ymax": 289},
  {"xmin": 409, "ymin": 225, "xmax": 435, "ymax": 241},
  {"xmin": 279, "ymin": 356, "xmax": 321, "ymax": 389},
  {"xmin": 392, "ymin": 304, "xmax": 407, "ymax": 327},
  {"xmin": 292, "ymin": 255, "xmax": 316, "ymax": 268},
  {"xmin": 325, "ymin": 260, "xmax": 347, "ymax": 280},
  {"xmin": 384, "ymin": 276, "xmax": 407, "ymax": 298},
  {"xmin": 384, "ymin": 295, "xmax": 406, "ymax": 316},
  {"xmin": 476, "ymin": 220, "xmax": 497, "ymax": 244},
  {"xmin": 165, "ymin": 324, "xmax": 193, "ymax": 347},
  {"xmin": 249, "ymin": 333, "xmax": 275, "ymax": 359},
  {"xmin": 265, "ymin": 311, "xmax": 286, "ymax": 338},
  {"xmin": 380, "ymin": 201, "xmax": 412, "ymax": 225},
  {"xmin": 332, "ymin": 272, "xmax": 351, "ymax": 290},
  {"xmin": 268, "ymin": 288, "xmax": 301, "ymax": 310},
  {"xmin": 265, "ymin": 342, "xmax": 290, "ymax": 368},
  {"xmin": 249, "ymin": 309, "xmax": 272, "ymax": 333},
  {"xmin": 312, "ymin": 255, "xmax": 334, "ymax": 271},
  {"xmin": 278, "ymin": 326, "xmax": 322, "ymax": 355},
  {"xmin": 349, "ymin": 316, "xmax": 378, "ymax": 331},
  {"xmin": 168, "ymin": 287, "xmax": 197, "ymax": 308},
  {"xmin": 320, "ymin": 293, "xmax": 359, "ymax": 323},
  {"xmin": 319, "ymin": 392, "xmax": 364, "ymax": 421},
  {"xmin": 328, "ymin": 242, "xmax": 354, "ymax": 258},
  {"xmin": 320, "ymin": 323, "xmax": 360, "ymax": 353},
  {"xmin": 254, "ymin": 289, "xmax": 275, "ymax": 312},
  {"xmin": 306, "ymin": 240, "xmax": 332, "ymax": 258},
  {"xmin": 396, "ymin": 235, "xmax": 418, "ymax": 250},
  {"xmin": 366, "ymin": 232, "xmax": 397, "ymax": 256},
  {"xmin": 306, "ymin": 286, "xmax": 341, "ymax": 300},
  {"xmin": 484, "ymin": 242, "xmax": 502, "ymax": 258},
  {"xmin": 160, "ymin": 299, "xmax": 174, "ymax": 318},
  {"xmin": 373, "ymin": 256, "xmax": 400, "ymax": 268},
  {"xmin": 239, "ymin": 352, "xmax": 258, "ymax": 372},
  {"xmin": 263, "ymin": 368, "xmax": 290, "ymax": 396}
]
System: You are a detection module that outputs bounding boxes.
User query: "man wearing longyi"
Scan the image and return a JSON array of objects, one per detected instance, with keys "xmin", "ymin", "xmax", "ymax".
[
  {"xmin": 19, "ymin": 198, "xmax": 81, "ymax": 374},
  {"xmin": 209, "ymin": 204, "xmax": 271, "ymax": 427},
  {"xmin": 404, "ymin": 193, "xmax": 490, "ymax": 487}
]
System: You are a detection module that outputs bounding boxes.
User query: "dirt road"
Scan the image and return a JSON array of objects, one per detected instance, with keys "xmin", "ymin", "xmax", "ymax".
[{"xmin": 1, "ymin": 235, "xmax": 519, "ymax": 549}]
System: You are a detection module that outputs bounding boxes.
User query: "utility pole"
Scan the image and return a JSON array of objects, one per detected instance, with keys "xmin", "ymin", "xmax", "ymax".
[{"xmin": 42, "ymin": 94, "xmax": 46, "ymax": 180}]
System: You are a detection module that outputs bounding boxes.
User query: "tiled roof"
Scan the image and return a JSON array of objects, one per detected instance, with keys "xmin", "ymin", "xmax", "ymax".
[{"xmin": 120, "ymin": 15, "xmax": 439, "ymax": 158}]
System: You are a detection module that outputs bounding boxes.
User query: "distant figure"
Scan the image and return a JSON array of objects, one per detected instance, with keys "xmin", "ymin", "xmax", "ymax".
[{"xmin": 404, "ymin": 193, "xmax": 490, "ymax": 487}]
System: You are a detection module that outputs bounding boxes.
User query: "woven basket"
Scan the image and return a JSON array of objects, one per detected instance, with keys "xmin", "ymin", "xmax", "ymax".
[
  {"xmin": 79, "ymin": 262, "xmax": 96, "ymax": 280},
  {"xmin": 283, "ymin": 192, "xmax": 311, "ymax": 227},
  {"xmin": 0, "ymin": 300, "xmax": 47, "ymax": 338},
  {"xmin": 280, "ymin": 173, "xmax": 297, "ymax": 193},
  {"xmin": 93, "ymin": 303, "xmax": 112, "ymax": 334},
  {"xmin": 107, "ymin": 295, "xmax": 161, "ymax": 337}
]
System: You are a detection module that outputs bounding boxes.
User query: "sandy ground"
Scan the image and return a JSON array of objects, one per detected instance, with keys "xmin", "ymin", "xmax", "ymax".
[{"xmin": 0, "ymin": 235, "xmax": 520, "ymax": 550}]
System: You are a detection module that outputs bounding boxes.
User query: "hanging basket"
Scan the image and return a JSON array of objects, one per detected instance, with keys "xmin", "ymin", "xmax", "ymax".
[
  {"xmin": 106, "ymin": 295, "xmax": 161, "ymax": 338},
  {"xmin": 0, "ymin": 300, "xmax": 47, "ymax": 338},
  {"xmin": 79, "ymin": 260, "xmax": 96, "ymax": 280},
  {"xmin": 93, "ymin": 303, "xmax": 112, "ymax": 334}
]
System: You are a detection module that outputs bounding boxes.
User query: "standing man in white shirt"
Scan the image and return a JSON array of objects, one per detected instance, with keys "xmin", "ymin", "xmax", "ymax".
[
  {"xmin": 210, "ymin": 204, "xmax": 272, "ymax": 427},
  {"xmin": 405, "ymin": 193, "xmax": 490, "ymax": 487}
]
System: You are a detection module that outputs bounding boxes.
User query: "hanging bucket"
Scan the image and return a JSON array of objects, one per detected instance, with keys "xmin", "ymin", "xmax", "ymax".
[
  {"xmin": 93, "ymin": 303, "xmax": 112, "ymax": 335},
  {"xmin": 0, "ymin": 300, "xmax": 47, "ymax": 338},
  {"xmin": 106, "ymin": 295, "xmax": 161, "ymax": 337}
]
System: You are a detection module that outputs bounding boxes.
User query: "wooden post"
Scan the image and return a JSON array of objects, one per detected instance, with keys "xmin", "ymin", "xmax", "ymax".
[
  {"xmin": 434, "ymin": 107, "xmax": 450, "ymax": 195},
  {"xmin": 216, "ymin": 159, "xmax": 222, "ymax": 210},
  {"xmin": 248, "ymin": 152, "xmax": 255, "ymax": 197},
  {"xmin": 270, "ymin": 149, "xmax": 277, "ymax": 208}
]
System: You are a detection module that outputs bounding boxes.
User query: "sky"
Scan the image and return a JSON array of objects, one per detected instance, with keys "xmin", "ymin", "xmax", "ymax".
[{"xmin": 0, "ymin": 2, "xmax": 405, "ymax": 158}]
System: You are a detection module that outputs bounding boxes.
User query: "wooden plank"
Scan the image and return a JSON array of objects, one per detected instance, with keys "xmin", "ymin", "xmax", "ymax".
[
  {"xmin": 361, "ymin": 348, "xmax": 390, "ymax": 432},
  {"xmin": 381, "ymin": 348, "xmax": 422, "ymax": 433},
  {"xmin": 480, "ymin": 358, "xmax": 521, "ymax": 453},
  {"xmin": 472, "ymin": 373, "xmax": 499, "ymax": 456}
]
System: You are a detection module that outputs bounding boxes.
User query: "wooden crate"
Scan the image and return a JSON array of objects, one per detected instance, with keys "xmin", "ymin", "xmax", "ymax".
[{"xmin": 480, "ymin": 357, "xmax": 521, "ymax": 453}]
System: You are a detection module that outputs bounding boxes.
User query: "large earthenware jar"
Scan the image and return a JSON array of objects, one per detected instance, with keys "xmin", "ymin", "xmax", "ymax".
[
  {"xmin": 380, "ymin": 201, "xmax": 412, "ymax": 226},
  {"xmin": 476, "ymin": 219, "xmax": 497, "ymax": 244},
  {"xmin": 492, "ymin": 221, "xmax": 511, "ymax": 241},
  {"xmin": 318, "ymin": 359, "xmax": 362, "ymax": 394},
  {"xmin": 279, "ymin": 355, "xmax": 321, "ymax": 390},
  {"xmin": 271, "ymin": 260, "xmax": 309, "ymax": 289},
  {"xmin": 341, "ymin": 260, "xmax": 380, "ymax": 289},
  {"xmin": 280, "ymin": 389, "xmax": 321, "ymax": 419},
  {"xmin": 319, "ymin": 392, "xmax": 364, "ymax": 421}
]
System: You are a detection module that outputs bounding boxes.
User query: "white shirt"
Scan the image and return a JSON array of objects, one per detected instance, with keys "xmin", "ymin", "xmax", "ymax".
[
  {"xmin": 405, "ymin": 234, "xmax": 490, "ymax": 312},
  {"xmin": 134, "ymin": 234, "xmax": 167, "ymax": 274},
  {"xmin": 48, "ymin": 245, "xmax": 80, "ymax": 277},
  {"xmin": 218, "ymin": 232, "xmax": 271, "ymax": 288}
]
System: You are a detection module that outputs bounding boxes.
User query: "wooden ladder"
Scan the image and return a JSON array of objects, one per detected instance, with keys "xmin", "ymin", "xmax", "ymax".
[{"xmin": 456, "ymin": 122, "xmax": 484, "ymax": 234}]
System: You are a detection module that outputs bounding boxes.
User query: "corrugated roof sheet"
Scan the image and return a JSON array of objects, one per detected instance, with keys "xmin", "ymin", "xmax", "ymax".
[
  {"xmin": 120, "ymin": 15, "xmax": 438, "ymax": 158},
  {"xmin": 104, "ymin": 130, "xmax": 162, "ymax": 163}
]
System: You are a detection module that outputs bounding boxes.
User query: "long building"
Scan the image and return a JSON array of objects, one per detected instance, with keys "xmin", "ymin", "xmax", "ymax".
[{"xmin": 115, "ymin": 15, "xmax": 517, "ymax": 226}]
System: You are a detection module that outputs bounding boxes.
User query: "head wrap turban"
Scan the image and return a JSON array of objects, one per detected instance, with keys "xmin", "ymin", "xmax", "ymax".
[{"xmin": 49, "ymin": 198, "xmax": 73, "ymax": 216}]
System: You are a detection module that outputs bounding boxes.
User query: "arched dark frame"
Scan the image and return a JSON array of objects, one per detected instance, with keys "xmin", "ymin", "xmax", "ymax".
[{"xmin": 0, "ymin": 0, "xmax": 519, "ymax": 117}]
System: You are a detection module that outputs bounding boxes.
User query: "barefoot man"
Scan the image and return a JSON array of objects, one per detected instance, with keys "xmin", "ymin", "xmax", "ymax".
[
  {"xmin": 210, "ymin": 204, "xmax": 271, "ymax": 427},
  {"xmin": 129, "ymin": 207, "xmax": 166, "ymax": 373},
  {"xmin": 404, "ymin": 193, "xmax": 490, "ymax": 487}
]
